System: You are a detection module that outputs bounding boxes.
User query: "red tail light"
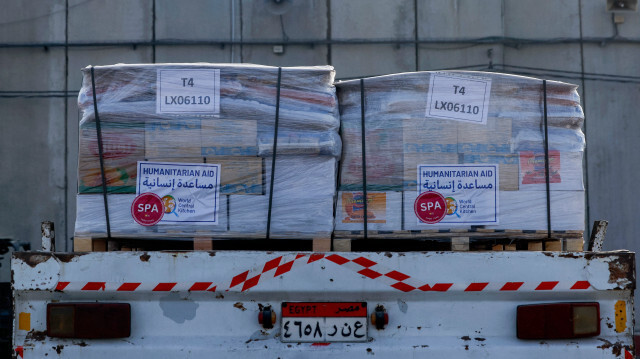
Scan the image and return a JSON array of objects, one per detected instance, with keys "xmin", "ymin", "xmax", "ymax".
[
  {"xmin": 517, "ymin": 302, "xmax": 600, "ymax": 339},
  {"xmin": 47, "ymin": 303, "xmax": 131, "ymax": 339}
]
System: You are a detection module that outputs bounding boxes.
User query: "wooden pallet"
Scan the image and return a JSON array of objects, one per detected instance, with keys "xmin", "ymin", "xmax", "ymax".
[
  {"xmin": 73, "ymin": 229, "xmax": 584, "ymax": 253},
  {"xmin": 333, "ymin": 229, "xmax": 584, "ymax": 240},
  {"xmin": 333, "ymin": 236, "xmax": 584, "ymax": 252},
  {"xmin": 73, "ymin": 236, "xmax": 331, "ymax": 252},
  {"xmin": 333, "ymin": 228, "xmax": 584, "ymax": 252}
]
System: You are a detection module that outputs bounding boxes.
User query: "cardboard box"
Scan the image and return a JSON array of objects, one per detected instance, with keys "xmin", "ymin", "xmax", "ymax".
[
  {"xmin": 403, "ymin": 118, "xmax": 457, "ymax": 154},
  {"xmin": 258, "ymin": 130, "xmax": 340, "ymax": 157},
  {"xmin": 207, "ymin": 156, "xmax": 263, "ymax": 195},
  {"xmin": 461, "ymin": 153, "xmax": 519, "ymax": 191},
  {"xmin": 78, "ymin": 122, "xmax": 144, "ymax": 194},
  {"xmin": 201, "ymin": 119, "xmax": 258, "ymax": 156},
  {"xmin": 403, "ymin": 190, "xmax": 584, "ymax": 231},
  {"xmin": 146, "ymin": 157, "xmax": 263, "ymax": 195},
  {"xmin": 518, "ymin": 151, "xmax": 584, "ymax": 191},
  {"xmin": 457, "ymin": 118, "xmax": 512, "ymax": 154},
  {"xmin": 146, "ymin": 119, "xmax": 260, "ymax": 158},
  {"xmin": 229, "ymin": 156, "xmax": 336, "ymax": 238},
  {"xmin": 340, "ymin": 127, "xmax": 404, "ymax": 190},
  {"xmin": 145, "ymin": 120, "xmax": 202, "ymax": 158},
  {"xmin": 74, "ymin": 194, "xmax": 229, "ymax": 236},
  {"xmin": 403, "ymin": 153, "xmax": 459, "ymax": 190},
  {"xmin": 335, "ymin": 191, "xmax": 402, "ymax": 231}
]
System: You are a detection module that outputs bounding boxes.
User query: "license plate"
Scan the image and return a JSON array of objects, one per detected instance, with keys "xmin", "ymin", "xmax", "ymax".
[{"xmin": 281, "ymin": 302, "xmax": 368, "ymax": 343}]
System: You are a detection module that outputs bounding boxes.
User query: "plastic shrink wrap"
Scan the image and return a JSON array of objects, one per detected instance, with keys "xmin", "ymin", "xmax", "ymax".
[
  {"xmin": 335, "ymin": 71, "xmax": 585, "ymax": 235},
  {"xmin": 75, "ymin": 63, "xmax": 340, "ymax": 239}
]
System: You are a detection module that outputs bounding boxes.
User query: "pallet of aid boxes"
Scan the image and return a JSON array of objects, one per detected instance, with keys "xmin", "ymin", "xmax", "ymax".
[
  {"xmin": 334, "ymin": 71, "xmax": 585, "ymax": 251},
  {"xmin": 74, "ymin": 63, "xmax": 341, "ymax": 251}
]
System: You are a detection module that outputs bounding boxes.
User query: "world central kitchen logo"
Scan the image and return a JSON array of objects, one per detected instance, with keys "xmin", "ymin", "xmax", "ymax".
[{"xmin": 445, "ymin": 197, "xmax": 461, "ymax": 218}]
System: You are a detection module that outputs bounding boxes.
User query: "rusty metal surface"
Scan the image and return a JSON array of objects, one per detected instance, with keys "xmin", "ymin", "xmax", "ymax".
[
  {"xmin": 40, "ymin": 222, "xmax": 55, "ymax": 252},
  {"xmin": 589, "ymin": 220, "xmax": 608, "ymax": 252}
]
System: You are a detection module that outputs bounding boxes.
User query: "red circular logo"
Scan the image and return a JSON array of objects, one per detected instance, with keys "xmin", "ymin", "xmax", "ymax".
[
  {"xmin": 414, "ymin": 191, "xmax": 447, "ymax": 224},
  {"xmin": 131, "ymin": 193, "xmax": 164, "ymax": 226}
]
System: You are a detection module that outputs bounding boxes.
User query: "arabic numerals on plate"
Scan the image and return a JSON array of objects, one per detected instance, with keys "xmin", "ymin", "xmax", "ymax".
[{"xmin": 283, "ymin": 320, "xmax": 323, "ymax": 340}]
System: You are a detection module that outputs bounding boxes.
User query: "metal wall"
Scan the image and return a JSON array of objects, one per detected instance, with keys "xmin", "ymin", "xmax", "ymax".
[{"xmin": 1, "ymin": 0, "xmax": 638, "ymax": 311}]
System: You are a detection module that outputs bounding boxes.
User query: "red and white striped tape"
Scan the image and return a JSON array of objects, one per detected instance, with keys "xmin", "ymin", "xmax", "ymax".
[
  {"xmin": 53, "ymin": 253, "xmax": 591, "ymax": 293},
  {"xmin": 324, "ymin": 254, "xmax": 591, "ymax": 293}
]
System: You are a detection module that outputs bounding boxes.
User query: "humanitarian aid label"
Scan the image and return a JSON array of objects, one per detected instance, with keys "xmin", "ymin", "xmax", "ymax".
[
  {"xmin": 136, "ymin": 161, "xmax": 221, "ymax": 225},
  {"xmin": 425, "ymin": 73, "xmax": 491, "ymax": 125},
  {"xmin": 341, "ymin": 192, "xmax": 387, "ymax": 224},
  {"xmin": 156, "ymin": 69, "xmax": 220, "ymax": 115},
  {"xmin": 416, "ymin": 164, "xmax": 498, "ymax": 225}
]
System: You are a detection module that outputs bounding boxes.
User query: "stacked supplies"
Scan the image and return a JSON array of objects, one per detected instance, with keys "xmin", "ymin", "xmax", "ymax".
[
  {"xmin": 335, "ymin": 71, "xmax": 585, "ymax": 233},
  {"xmin": 75, "ymin": 63, "xmax": 340, "ymax": 239}
]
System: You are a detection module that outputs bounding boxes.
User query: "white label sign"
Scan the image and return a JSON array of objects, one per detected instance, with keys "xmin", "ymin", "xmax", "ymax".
[
  {"xmin": 156, "ymin": 69, "xmax": 220, "ymax": 115},
  {"xmin": 417, "ymin": 164, "xmax": 498, "ymax": 225},
  {"xmin": 425, "ymin": 73, "xmax": 491, "ymax": 124},
  {"xmin": 136, "ymin": 161, "xmax": 221, "ymax": 225}
]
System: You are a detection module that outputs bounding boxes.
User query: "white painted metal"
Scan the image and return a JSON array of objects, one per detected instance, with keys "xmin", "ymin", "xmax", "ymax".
[{"xmin": 12, "ymin": 251, "xmax": 634, "ymax": 358}]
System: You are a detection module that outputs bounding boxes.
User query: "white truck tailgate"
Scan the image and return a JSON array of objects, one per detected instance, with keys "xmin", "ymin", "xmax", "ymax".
[{"xmin": 12, "ymin": 250, "xmax": 635, "ymax": 358}]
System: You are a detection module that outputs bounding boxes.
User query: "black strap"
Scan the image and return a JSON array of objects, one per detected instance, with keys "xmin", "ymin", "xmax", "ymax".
[
  {"xmin": 266, "ymin": 67, "xmax": 282, "ymax": 240},
  {"xmin": 360, "ymin": 79, "xmax": 368, "ymax": 240},
  {"xmin": 332, "ymin": 104, "xmax": 345, "ymax": 250},
  {"xmin": 90, "ymin": 66, "xmax": 112, "ymax": 239},
  {"xmin": 542, "ymin": 80, "xmax": 551, "ymax": 248}
]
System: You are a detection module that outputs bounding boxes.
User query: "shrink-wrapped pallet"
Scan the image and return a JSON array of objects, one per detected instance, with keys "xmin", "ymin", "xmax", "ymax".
[
  {"xmin": 75, "ymin": 63, "xmax": 340, "ymax": 240},
  {"xmin": 334, "ymin": 71, "xmax": 585, "ymax": 235}
]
